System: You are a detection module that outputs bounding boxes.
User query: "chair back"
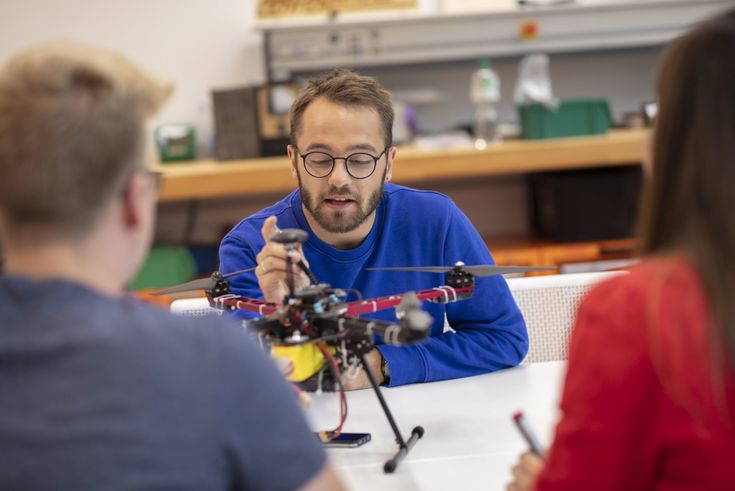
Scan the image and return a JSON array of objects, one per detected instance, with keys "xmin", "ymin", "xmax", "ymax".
[
  {"xmin": 507, "ymin": 271, "xmax": 625, "ymax": 363},
  {"xmin": 170, "ymin": 297, "xmax": 219, "ymax": 317}
]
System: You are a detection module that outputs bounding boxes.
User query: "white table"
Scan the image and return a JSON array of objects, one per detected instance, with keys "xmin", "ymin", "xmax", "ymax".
[{"xmin": 304, "ymin": 361, "xmax": 566, "ymax": 491}]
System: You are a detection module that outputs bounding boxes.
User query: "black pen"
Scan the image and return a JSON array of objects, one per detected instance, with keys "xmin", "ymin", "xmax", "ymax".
[{"xmin": 512, "ymin": 411, "xmax": 546, "ymax": 458}]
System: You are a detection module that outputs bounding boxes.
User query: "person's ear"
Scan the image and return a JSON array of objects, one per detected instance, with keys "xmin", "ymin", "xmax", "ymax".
[
  {"xmin": 287, "ymin": 145, "xmax": 298, "ymax": 180},
  {"xmin": 385, "ymin": 146, "xmax": 397, "ymax": 182},
  {"xmin": 120, "ymin": 172, "xmax": 146, "ymax": 229}
]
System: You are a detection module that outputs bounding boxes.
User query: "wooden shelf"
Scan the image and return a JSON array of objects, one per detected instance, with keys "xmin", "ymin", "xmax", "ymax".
[
  {"xmin": 155, "ymin": 128, "xmax": 649, "ymax": 202},
  {"xmin": 491, "ymin": 236, "xmax": 638, "ymax": 276}
]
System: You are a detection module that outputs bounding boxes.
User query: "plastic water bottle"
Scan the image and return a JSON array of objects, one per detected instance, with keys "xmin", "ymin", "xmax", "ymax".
[{"xmin": 470, "ymin": 59, "xmax": 501, "ymax": 149}]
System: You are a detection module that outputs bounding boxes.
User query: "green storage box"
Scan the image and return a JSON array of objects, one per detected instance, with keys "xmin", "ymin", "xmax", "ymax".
[
  {"xmin": 155, "ymin": 124, "xmax": 197, "ymax": 162},
  {"xmin": 129, "ymin": 245, "xmax": 197, "ymax": 291},
  {"xmin": 519, "ymin": 99, "xmax": 612, "ymax": 140}
]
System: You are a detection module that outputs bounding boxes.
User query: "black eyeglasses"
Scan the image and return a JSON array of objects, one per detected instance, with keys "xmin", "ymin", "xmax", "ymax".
[{"xmin": 296, "ymin": 147, "xmax": 388, "ymax": 179}]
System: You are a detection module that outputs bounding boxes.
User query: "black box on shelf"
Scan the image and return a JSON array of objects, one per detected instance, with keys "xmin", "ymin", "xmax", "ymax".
[
  {"xmin": 529, "ymin": 166, "xmax": 643, "ymax": 243},
  {"xmin": 211, "ymin": 84, "xmax": 297, "ymax": 161},
  {"xmin": 211, "ymin": 86, "xmax": 260, "ymax": 161}
]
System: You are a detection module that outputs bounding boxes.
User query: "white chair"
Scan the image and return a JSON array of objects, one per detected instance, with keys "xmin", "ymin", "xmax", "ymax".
[
  {"xmin": 170, "ymin": 297, "xmax": 219, "ymax": 317},
  {"xmin": 506, "ymin": 271, "xmax": 625, "ymax": 363}
]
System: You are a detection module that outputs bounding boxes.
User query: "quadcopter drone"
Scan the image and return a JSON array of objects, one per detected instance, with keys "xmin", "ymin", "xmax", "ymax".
[{"xmin": 157, "ymin": 228, "xmax": 551, "ymax": 473}]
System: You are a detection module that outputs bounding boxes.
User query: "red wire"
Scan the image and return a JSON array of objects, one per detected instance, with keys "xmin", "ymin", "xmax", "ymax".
[{"xmin": 316, "ymin": 342, "xmax": 347, "ymax": 438}]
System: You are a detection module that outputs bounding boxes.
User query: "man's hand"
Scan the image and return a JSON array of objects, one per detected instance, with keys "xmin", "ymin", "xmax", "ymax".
[
  {"xmin": 255, "ymin": 216, "xmax": 310, "ymax": 303},
  {"xmin": 507, "ymin": 451, "xmax": 544, "ymax": 491},
  {"xmin": 343, "ymin": 349, "xmax": 384, "ymax": 390}
]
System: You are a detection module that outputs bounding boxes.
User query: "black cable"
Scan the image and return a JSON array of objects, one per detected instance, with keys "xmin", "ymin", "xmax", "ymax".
[{"xmin": 297, "ymin": 259, "xmax": 319, "ymax": 285}]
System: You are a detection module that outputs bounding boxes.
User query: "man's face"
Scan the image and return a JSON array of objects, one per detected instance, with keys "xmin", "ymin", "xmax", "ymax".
[{"xmin": 289, "ymin": 97, "xmax": 393, "ymax": 234}]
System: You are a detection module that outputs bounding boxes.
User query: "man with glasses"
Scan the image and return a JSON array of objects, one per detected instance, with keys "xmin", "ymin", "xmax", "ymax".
[
  {"xmin": 0, "ymin": 42, "xmax": 343, "ymax": 490},
  {"xmin": 220, "ymin": 69, "xmax": 527, "ymax": 389}
]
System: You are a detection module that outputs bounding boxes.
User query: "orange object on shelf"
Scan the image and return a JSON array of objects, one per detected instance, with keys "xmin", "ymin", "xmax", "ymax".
[
  {"xmin": 540, "ymin": 242, "xmax": 601, "ymax": 269},
  {"xmin": 492, "ymin": 246, "xmax": 540, "ymax": 269},
  {"xmin": 519, "ymin": 20, "xmax": 539, "ymax": 40},
  {"xmin": 488, "ymin": 236, "xmax": 638, "ymax": 277}
]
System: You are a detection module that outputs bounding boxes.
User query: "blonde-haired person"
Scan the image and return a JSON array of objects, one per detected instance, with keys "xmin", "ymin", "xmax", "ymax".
[
  {"xmin": 0, "ymin": 42, "xmax": 343, "ymax": 491},
  {"xmin": 507, "ymin": 9, "xmax": 735, "ymax": 491}
]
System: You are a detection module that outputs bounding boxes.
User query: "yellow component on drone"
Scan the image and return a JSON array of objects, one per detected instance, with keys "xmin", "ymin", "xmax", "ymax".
[{"xmin": 271, "ymin": 344, "xmax": 333, "ymax": 382}]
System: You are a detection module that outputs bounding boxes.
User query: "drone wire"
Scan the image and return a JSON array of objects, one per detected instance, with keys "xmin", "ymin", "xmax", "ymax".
[
  {"xmin": 343, "ymin": 288, "xmax": 363, "ymax": 304},
  {"xmin": 319, "ymin": 342, "xmax": 347, "ymax": 436},
  {"xmin": 316, "ymin": 342, "xmax": 348, "ymax": 439},
  {"xmin": 290, "ymin": 383, "xmax": 311, "ymax": 407},
  {"xmin": 345, "ymin": 357, "xmax": 362, "ymax": 381}
]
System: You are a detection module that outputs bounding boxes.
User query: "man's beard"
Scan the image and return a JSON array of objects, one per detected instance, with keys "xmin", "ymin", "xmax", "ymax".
[{"xmin": 298, "ymin": 168, "xmax": 386, "ymax": 234}]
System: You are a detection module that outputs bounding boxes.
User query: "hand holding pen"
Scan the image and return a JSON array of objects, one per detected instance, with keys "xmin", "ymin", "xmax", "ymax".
[
  {"xmin": 513, "ymin": 411, "xmax": 546, "ymax": 457},
  {"xmin": 507, "ymin": 411, "xmax": 546, "ymax": 491}
]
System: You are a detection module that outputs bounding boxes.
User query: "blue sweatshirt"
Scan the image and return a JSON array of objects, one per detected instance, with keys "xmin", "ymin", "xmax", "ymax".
[{"xmin": 219, "ymin": 183, "xmax": 528, "ymax": 386}]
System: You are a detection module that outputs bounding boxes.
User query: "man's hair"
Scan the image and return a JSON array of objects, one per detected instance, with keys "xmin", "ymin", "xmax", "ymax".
[
  {"xmin": 0, "ymin": 41, "xmax": 170, "ymax": 238},
  {"xmin": 289, "ymin": 68, "xmax": 394, "ymax": 148}
]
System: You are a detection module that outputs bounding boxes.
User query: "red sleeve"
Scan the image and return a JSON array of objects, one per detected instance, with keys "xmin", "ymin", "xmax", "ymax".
[{"xmin": 535, "ymin": 274, "xmax": 660, "ymax": 491}]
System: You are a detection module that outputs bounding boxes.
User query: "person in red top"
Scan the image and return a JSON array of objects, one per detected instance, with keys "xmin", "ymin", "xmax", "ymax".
[{"xmin": 508, "ymin": 7, "xmax": 735, "ymax": 491}]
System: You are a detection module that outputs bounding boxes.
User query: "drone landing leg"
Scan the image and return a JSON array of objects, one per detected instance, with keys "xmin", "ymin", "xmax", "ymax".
[{"xmin": 358, "ymin": 353, "xmax": 424, "ymax": 473}]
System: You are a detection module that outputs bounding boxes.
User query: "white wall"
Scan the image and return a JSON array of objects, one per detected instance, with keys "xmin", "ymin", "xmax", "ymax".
[
  {"xmin": 0, "ymin": 0, "xmax": 654, "ymax": 247},
  {"xmin": 0, "ymin": 0, "xmax": 660, "ymax": 152},
  {"xmin": 305, "ymin": 46, "xmax": 660, "ymax": 133},
  {"xmin": 0, "ymin": 0, "xmax": 266, "ymax": 156}
]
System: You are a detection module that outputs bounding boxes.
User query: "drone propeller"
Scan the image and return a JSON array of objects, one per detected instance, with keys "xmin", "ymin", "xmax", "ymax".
[
  {"xmin": 366, "ymin": 263, "xmax": 555, "ymax": 277},
  {"xmin": 153, "ymin": 229, "xmax": 315, "ymax": 297},
  {"xmin": 271, "ymin": 228, "xmax": 308, "ymax": 245},
  {"xmin": 152, "ymin": 267, "xmax": 256, "ymax": 295}
]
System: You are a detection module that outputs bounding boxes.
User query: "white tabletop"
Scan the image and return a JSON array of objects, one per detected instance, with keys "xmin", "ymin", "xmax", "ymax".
[{"xmin": 303, "ymin": 361, "xmax": 566, "ymax": 491}]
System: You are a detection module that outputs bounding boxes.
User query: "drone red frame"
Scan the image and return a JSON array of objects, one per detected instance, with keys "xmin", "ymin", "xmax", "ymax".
[{"xmin": 208, "ymin": 284, "xmax": 474, "ymax": 316}]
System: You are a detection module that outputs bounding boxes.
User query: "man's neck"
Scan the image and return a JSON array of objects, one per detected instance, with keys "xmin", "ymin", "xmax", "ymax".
[
  {"xmin": 302, "ymin": 205, "xmax": 376, "ymax": 250},
  {"xmin": 3, "ymin": 239, "xmax": 126, "ymax": 297}
]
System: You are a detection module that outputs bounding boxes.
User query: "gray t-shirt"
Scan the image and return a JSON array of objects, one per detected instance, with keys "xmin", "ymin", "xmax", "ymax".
[{"xmin": 0, "ymin": 276, "xmax": 325, "ymax": 490}]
